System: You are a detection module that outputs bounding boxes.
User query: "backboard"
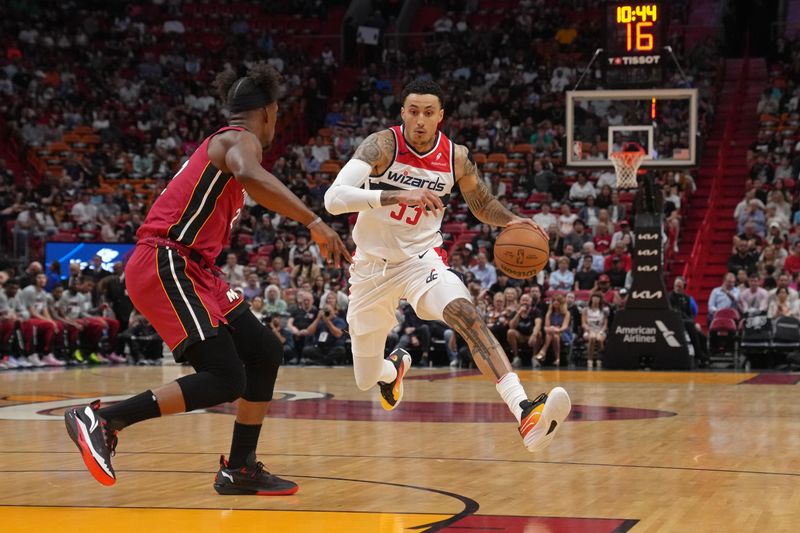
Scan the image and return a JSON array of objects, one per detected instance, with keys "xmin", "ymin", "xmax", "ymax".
[{"xmin": 565, "ymin": 88, "xmax": 698, "ymax": 168}]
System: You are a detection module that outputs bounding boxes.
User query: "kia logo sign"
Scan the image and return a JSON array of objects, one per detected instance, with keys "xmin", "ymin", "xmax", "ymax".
[
  {"xmin": 637, "ymin": 233, "xmax": 659, "ymax": 240},
  {"xmin": 637, "ymin": 265, "xmax": 658, "ymax": 272},
  {"xmin": 637, "ymin": 249, "xmax": 658, "ymax": 256},
  {"xmin": 632, "ymin": 290, "xmax": 662, "ymax": 299}
]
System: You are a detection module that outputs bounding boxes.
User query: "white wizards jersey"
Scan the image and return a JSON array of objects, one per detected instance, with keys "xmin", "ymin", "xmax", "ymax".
[{"xmin": 353, "ymin": 125, "xmax": 456, "ymax": 262}]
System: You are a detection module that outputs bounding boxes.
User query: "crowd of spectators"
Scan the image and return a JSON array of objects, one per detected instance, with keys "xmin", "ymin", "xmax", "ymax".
[
  {"xmin": 712, "ymin": 35, "xmax": 800, "ymax": 327},
  {"xmin": 0, "ymin": 0, "xmax": 723, "ymax": 369},
  {"xmin": 693, "ymin": 36, "xmax": 800, "ymax": 367},
  {"xmin": 0, "ymin": 258, "xmax": 162, "ymax": 369}
]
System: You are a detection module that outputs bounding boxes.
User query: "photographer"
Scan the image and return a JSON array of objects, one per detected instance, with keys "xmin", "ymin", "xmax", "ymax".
[
  {"xmin": 395, "ymin": 301, "xmax": 432, "ymax": 365},
  {"xmin": 267, "ymin": 312, "xmax": 297, "ymax": 364},
  {"xmin": 301, "ymin": 292, "xmax": 348, "ymax": 365},
  {"xmin": 118, "ymin": 310, "xmax": 162, "ymax": 365},
  {"xmin": 287, "ymin": 290, "xmax": 318, "ymax": 358}
]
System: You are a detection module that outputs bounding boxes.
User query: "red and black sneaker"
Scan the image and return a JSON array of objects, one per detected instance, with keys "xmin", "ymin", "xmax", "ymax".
[
  {"xmin": 64, "ymin": 400, "xmax": 118, "ymax": 486},
  {"xmin": 213, "ymin": 454, "xmax": 298, "ymax": 496}
]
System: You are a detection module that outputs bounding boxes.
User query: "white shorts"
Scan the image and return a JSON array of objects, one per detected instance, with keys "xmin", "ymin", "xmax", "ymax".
[{"xmin": 346, "ymin": 248, "xmax": 471, "ymax": 356}]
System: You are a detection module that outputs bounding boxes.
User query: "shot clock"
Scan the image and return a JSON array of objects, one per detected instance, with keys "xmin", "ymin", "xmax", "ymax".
[
  {"xmin": 605, "ymin": 2, "xmax": 665, "ymax": 87},
  {"xmin": 615, "ymin": 4, "xmax": 659, "ymax": 52}
]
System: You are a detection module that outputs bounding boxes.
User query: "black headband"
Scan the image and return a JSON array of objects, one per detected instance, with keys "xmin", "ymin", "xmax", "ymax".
[
  {"xmin": 228, "ymin": 77, "xmax": 273, "ymax": 113},
  {"xmin": 229, "ymin": 91, "xmax": 272, "ymax": 113}
]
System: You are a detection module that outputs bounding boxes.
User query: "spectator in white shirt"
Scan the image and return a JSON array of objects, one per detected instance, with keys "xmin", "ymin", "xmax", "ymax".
[
  {"xmin": 310, "ymin": 136, "xmax": 331, "ymax": 164},
  {"xmin": 70, "ymin": 192, "xmax": 98, "ymax": 225},
  {"xmin": 474, "ymin": 128, "xmax": 492, "ymax": 152},
  {"xmin": 550, "ymin": 67, "xmax": 571, "ymax": 92},
  {"xmin": 548, "ymin": 257, "xmax": 575, "ymax": 290},
  {"xmin": 596, "ymin": 169, "xmax": 617, "ymax": 190},
  {"xmin": 569, "ymin": 172, "xmax": 596, "ymax": 202},
  {"xmin": 738, "ymin": 273, "xmax": 769, "ymax": 314},
  {"xmin": 532, "ymin": 203, "xmax": 558, "ymax": 231},
  {"xmin": 558, "ymin": 203, "xmax": 578, "ymax": 235},
  {"xmin": 606, "ymin": 106, "xmax": 624, "ymax": 125},
  {"xmin": 221, "ymin": 253, "xmax": 246, "ymax": 287}
]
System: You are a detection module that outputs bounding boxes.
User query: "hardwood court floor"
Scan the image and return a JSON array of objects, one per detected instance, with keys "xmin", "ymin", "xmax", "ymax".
[{"xmin": 1, "ymin": 364, "xmax": 800, "ymax": 532}]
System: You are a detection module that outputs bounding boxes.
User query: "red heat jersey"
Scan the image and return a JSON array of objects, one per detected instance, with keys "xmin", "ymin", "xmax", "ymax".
[{"xmin": 137, "ymin": 126, "xmax": 246, "ymax": 263}]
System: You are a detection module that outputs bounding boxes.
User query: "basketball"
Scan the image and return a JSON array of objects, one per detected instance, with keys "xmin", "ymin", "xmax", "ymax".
[{"xmin": 493, "ymin": 225, "xmax": 550, "ymax": 279}]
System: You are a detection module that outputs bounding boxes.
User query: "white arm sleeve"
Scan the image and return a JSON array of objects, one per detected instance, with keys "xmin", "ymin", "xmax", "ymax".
[{"xmin": 324, "ymin": 159, "xmax": 383, "ymax": 215}]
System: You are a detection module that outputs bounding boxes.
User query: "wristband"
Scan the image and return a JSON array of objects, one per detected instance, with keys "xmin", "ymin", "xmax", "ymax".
[{"xmin": 306, "ymin": 216, "xmax": 322, "ymax": 229}]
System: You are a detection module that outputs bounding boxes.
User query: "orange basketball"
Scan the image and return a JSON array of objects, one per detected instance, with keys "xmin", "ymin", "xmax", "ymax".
[{"xmin": 493, "ymin": 225, "xmax": 550, "ymax": 279}]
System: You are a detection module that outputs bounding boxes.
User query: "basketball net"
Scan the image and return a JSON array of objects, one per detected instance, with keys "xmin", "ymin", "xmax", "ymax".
[{"xmin": 610, "ymin": 148, "xmax": 646, "ymax": 189}]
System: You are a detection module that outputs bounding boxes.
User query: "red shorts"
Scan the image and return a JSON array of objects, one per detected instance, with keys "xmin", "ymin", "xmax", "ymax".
[{"xmin": 125, "ymin": 242, "xmax": 247, "ymax": 360}]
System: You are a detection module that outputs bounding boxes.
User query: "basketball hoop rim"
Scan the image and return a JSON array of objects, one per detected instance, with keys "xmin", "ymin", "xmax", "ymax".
[{"xmin": 609, "ymin": 149, "xmax": 646, "ymax": 166}]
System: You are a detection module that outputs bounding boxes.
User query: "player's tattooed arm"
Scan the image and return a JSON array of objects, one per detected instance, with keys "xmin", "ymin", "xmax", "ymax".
[
  {"xmin": 443, "ymin": 298, "xmax": 511, "ymax": 380},
  {"xmin": 455, "ymin": 144, "xmax": 515, "ymax": 227},
  {"xmin": 352, "ymin": 130, "xmax": 394, "ymax": 173}
]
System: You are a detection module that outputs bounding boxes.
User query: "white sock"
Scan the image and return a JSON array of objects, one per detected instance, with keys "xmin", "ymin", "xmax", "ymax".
[
  {"xmin": 379, "ymin": 359, "xmax": 398, "ymax": 383},
  {"xmin": 496, "ymin": 372, "xmax": 527, "ymax": 423},
  {"xmin": 353, "ymin": 356, "xmax": 398, "ymax": 390}
]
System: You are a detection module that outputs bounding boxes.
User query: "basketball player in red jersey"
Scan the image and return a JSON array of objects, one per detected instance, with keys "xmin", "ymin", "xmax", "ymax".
[
  {"xmin": 325, "ymin": 79, "xmax": 571, "ymax": 453},
  {"xmin": 65, "ymin": 64, "xmax": 350, "ymax": 493}
]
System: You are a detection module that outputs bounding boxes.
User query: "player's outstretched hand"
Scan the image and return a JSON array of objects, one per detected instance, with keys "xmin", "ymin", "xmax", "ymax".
[
  {"xmin": 311, "ymin": 221, "xmax": 352, "ymax": 268},
  {"xmin": 395, "ymin": 189, "xmax": 444, "ymax": 216},
  {"xmin": 507, "ymin": 217, "xmax": 549, "ymax": 241}
]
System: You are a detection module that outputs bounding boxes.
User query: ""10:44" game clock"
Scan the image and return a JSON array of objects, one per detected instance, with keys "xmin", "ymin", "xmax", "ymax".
[{"xmin": 605, "ymin": 1, "xmax": 665, "ymax": 87}]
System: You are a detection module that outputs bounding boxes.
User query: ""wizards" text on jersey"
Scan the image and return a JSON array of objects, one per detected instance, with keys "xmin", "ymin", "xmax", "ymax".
[{"xmin": 386, "ymin": 171, "xmax": 446, "ymax": 192}]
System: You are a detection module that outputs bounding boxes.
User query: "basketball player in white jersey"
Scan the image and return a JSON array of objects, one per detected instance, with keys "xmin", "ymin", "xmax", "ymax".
[{"xmin": 325, "ymin": 80, "xmax": 571, "ymax": 452}]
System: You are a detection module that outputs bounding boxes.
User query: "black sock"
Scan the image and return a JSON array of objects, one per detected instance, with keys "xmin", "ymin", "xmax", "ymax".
[
  {"xmin": 98, "ymin": 390, "xmax": 162, "ymax": 432},
  {"xmin": 228, "ymin": 422, "xmax": 262, "ymax": 469}
]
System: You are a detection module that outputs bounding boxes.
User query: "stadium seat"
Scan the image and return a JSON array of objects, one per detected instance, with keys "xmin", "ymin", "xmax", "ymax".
[
  {"xmin": 528, "ymin": 192, "xmax": 549, "ymax": 204},
  {"xmin": 472, "ymin": 153, "xmax": 487, "ymax": 166},
  {"xmin": 714, "ymin": 308, "xmax": 740, "ymax": 322},
  {"xmin": 545, "ymin": 289, "xmax": 567, "ymax": 300},
  {"xmin": 512, "ymin": 143, "xmax": 533, "ymax": 154},
  {"xmin": 739, "ymin": 313, "xmax": 772, "ymax": 356},
  {"xmin": 487, "ymin": 153, "xmax": 508, "ymax": 166},
  {"xmin": 772, "ymin": 316, "xmax": 800, "ymax": 352},
  {"xmin": 320, "ymin": 161, "xmax": 341, "ymax": 173},
  {"xmin": 708, "ymin": 317, "xmax": 738, "ymax": 356},
  {"xmin": 573, "ymin": 290, "xmax": 592, "ymax": 302}
]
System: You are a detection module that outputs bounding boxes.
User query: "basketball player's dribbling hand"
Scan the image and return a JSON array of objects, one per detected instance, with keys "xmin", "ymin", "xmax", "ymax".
[
  {"xmin": 507, "ymin": 217, "xmax": 549, "ymax": 241},
  {"xmin": 395, "ymin": 189, "xmax": 444, "ymax": 216},
  {"xmin": 310, "ymin": 221, "xmax": 352, "ymax": 268}
]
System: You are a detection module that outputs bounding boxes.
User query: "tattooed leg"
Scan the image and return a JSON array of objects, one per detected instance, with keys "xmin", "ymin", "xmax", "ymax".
[{"xmin": 443, "ymin": 298, "xmax": 512, "ymax": 380}]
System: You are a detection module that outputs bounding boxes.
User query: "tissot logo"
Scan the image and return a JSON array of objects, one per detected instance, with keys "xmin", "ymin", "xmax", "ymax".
[
  {"xmin": 637, "ymin": 249, "xmax": 658, "ymax": 256},
  {"xmin": 632, "ymin": 290, "xmax": 662, "ymax": 299},
  {"xmin": 637, "ymin": 233, "xmax": 659, "ymax": 240},
  {"xmin": 608, "ymin": 55, "xmax": 662, "ymax": 66},
  {"xmin": 386, "ymin": 170, "xmax": 446, "ymax": 192},
  {"xmin": 636, "ymin": 265, "xmax": 658, "ymax": 272}
]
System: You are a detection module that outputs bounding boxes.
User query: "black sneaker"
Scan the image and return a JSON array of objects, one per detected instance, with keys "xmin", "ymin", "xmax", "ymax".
[
  {"xmin": 378, "ymin": 348, "xmax": 412, "ymax": 411},
  {"xmin": 213, "ymin": 454, "xmax": 298, "ymax": 495},
  {"xmin": 64, "ymin": 400, "xmax": 118, "ymax": 486}
]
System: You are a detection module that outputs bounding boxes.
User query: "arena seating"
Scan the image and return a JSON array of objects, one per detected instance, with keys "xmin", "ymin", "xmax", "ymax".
[{"xmin": 0, "ymin": 0, "xmax": 735, "ymax": 369}]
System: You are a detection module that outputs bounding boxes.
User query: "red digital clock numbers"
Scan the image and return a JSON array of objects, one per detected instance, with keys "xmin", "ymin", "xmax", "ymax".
[{"xmin": 616, "ymin": 4, "xmax": 658, "ymax": 52}]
